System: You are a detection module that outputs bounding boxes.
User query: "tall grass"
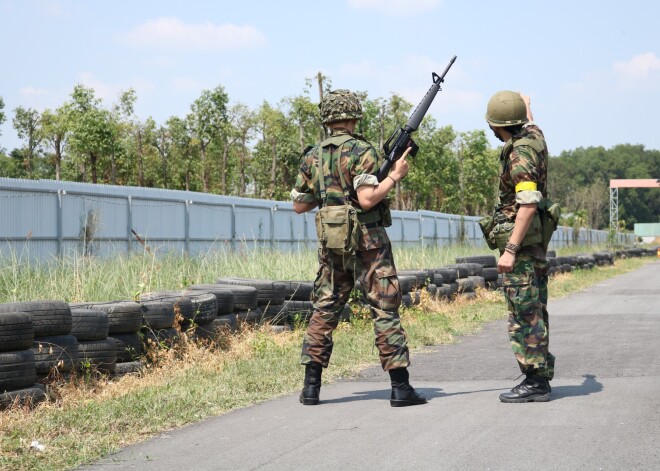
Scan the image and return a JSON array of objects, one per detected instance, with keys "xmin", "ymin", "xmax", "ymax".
[
  {"xmin": 0, "ymin": 253, "xmax": 653, "ymax": 470},
  {"xmin": 0, "ymin": 243, "xmax": 508, "ymax": 303}
]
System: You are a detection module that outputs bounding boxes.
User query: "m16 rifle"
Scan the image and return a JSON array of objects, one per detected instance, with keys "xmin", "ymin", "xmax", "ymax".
[{"xmin": 377, "ymin": 55, "xmax": 457, "ymax": 182}]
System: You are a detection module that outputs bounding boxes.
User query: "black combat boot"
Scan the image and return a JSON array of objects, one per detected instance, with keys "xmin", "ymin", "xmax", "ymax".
[
  {"xmin": 499, "ymin": 375, "xmax": 551, "ymax": 403},
  {"xmin": 299, "ymin": 362, "xmax": 323, "ymax": 405},
  {"xmin": 389, "ymin": 368, "xmax": 427, "ymax": 407}
]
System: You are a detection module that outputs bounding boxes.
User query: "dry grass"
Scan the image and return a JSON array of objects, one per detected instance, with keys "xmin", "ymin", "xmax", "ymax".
[{"xmin": 0, "ymin": 256, "xmax": 654, "ymax": 470}]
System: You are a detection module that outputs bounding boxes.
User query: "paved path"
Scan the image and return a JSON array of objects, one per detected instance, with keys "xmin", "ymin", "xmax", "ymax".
[{"xmin": 83, "ymin": 261, "xmax": 660, "ymax": 471}]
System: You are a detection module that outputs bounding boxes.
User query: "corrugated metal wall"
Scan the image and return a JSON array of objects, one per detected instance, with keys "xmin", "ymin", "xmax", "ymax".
[{"xmin": 0, "ymin": 178, "xmax": 634, "ymax": 260}]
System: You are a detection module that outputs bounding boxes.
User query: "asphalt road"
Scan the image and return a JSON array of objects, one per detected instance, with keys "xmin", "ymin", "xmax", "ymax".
[{"xmin": 82, "ymin": 261, "xmax": 660, "ymax": 471}]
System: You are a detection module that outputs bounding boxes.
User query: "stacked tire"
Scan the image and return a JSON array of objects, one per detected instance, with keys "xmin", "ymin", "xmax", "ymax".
[{"xmin": 0, "ymin": 301, "xmax": 70, "ymax": 408}]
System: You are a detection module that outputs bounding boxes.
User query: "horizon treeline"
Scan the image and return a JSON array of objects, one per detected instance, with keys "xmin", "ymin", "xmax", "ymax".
[{"xmin": 0, "ymin": 81, "xmax": 657, "ymax": 230}]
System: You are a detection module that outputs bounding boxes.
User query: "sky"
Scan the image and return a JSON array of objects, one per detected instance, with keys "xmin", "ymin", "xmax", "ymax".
[{"xmin": 1, "ymin": 0, "xmax": 659, "ymax": 156}]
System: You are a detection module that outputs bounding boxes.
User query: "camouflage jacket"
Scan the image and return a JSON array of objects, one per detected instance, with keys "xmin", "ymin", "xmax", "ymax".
[
  {"xmin": 496, "ymin": 124, "xmax": 548, "ymax": 222},
  {"xmin": 291, "ymin": 129, "xmax": 380, "ymax": 208},
  {"xmin": 291, "ymin": 129, "xmax": 389, "ymax": 250}
]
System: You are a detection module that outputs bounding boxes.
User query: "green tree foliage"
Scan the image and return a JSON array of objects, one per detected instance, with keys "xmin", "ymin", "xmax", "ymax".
[
  {"xmin": 551, "ymin": 145, "xmax": 660, "ymax": 229},
  {"xmin": 2, "ymin": 78, "xmax": 657, "ymax": 228}
]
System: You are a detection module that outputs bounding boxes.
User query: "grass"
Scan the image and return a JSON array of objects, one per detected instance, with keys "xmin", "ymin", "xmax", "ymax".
[{"xmin": 0, "ymin": 247, "xmax": 654, "ymax": 470}]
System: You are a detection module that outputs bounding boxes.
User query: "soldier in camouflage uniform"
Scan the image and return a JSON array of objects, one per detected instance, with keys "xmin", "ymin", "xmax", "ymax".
[
  {"xmin": 486, "ymin": 90, "xmax": 555, "ymax": 402},
  {"xmin": 291, "ymin": 89, "xmax": 426, "ymax": 407}
]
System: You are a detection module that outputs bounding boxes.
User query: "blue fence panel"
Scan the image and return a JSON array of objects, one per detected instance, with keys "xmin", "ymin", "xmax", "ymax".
[{"xmin": 0, "ymin": 177, "xmax": 636, "ymax": 261}]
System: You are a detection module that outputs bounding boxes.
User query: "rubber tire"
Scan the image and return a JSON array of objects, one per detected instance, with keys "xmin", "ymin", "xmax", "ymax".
[
  {"xmin": 215, "ymin": 278, "xmax": 286, "ymax": 305},
  {"xmin": 212, "ymin": 314, "xmax": 238, "ymax": 333},
  {"xmin": 0, "ymin": 301, "xmax": 71, "ymax": 337},
  {"xmin": 180, "ymin": 292, "xmax": 217, "ymax": 325},
  {"xmin": 109, "ymin": 333, "xmax": 142, "ymax": 363},
  {"xmin": 70, "ymin": 308, "xmax": 108, "ymax": 341},
  {"xmin": 114, "ymin": 361, "xmax": 143, "ymax": 376},
  {"xmin": 397, "ymin": 270, "xmax": 428, "ymax": 287},
  {"xmin": 0, "ymin": 383, "xmax": 46, "ymax": 409},
  {"xmin": 457, "ymin": 278, "xmax": 475, "ymax": 293},
  {"xmin": 281, "ymin": 281, "xmax": 314, "ymax": 301},
  {"xmin": 430, "ymin": 274, "xmax": 444, "ymax": 286},
  {"xmin": 0, "ymin": 350, "xmax": 36, "ymax": 392},
  {"xmin": 236, "ymin": 308, "xmax": 263, "ymax": 325},
  {"xmin": 0, "ymin": 312, "xmax": 34, "ymax": 351},
  {"xmin": 397, "ymin": 275, "xmax": 417, "ymax": 294},
  {"xmin": 32, "ymin": 334, "xmax": 79, "ymax": 374},
  {"xmin": 455, "ymin": 255, "xmax": 497, "ymax": 268},
  {"xmin": 78, "ymin": 339, "xmax": 117, "ymax": 374},
  {"xmin": 434, "ymin": 268, "xmax": 458, "ymax": 283},
  {"xmin": 76, "ymin": 301, "xmax": 142, "ymax": 335},
  {"xmin": 143, "ymin": 327, "xmax": 179, "ymax": 347},
  {"xmin": 186, "ymin": 285, "xmax": 235, "ymax": 315},
  {"xmin": 261, "ymin": 303, "xmax": 286, "ymax": 324},
  {"xmin": 444, "ymin": 264, "xmax": 468, "ymax": 279},
  {"xmin": 468, "ymin": 276, "xmax": 486, "ymax": 290},
  {"xmin": 482, "ymin": 267, "xmax": 499, "ymax": 282},
  {"xmin": 139, "ymin": 301, "xmax": 176, "ymax": 330},
  {"xmin": 205, "ymin": 285, "xmax": 258, "ymax": 311},
  {"xmin": 139, "ymin": 292, "xmax": 194, "ymax": 323}
]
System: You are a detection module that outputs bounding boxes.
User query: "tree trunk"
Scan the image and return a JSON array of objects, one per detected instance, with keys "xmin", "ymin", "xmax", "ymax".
[
  {"xmin": 111, "ymin": 146, "xmax": 116, "ymax": 185},
  {"xmin": 270, "ymin": 137, "xmax": 277, "ymax": 199},
  {"xmin": 221, "ymin": 142, "xmax": 228, "ymax": 194},
  {"xmin": 54, "ymin": 136, "xmax": 62, "ymax": 181},
  {"xmin": 137, "ymin": 129, "xmax": 144, "ymax": 187},
  {"xmin": 298, "ymin": 123, "xmax": 304, "ymax": 153},
  {"xmin": 239, "ymin": 147, "xmax": 246, "ymax": 197},
  {"xmin": 379, "ymin": 104, "xmax": 385, "ymax": 151},
  {"xmin": 90, "ymin": 152, "xmax": 98, "ymax": 184},
  {"xmin": 200, "ymin": 141, "xmax": 209, "ymax": 192}
]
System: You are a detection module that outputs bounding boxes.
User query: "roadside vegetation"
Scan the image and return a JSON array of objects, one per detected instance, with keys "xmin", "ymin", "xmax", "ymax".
[{"xmin": 0, "ymin": 246, "xmax": 653, "ymax": 470}]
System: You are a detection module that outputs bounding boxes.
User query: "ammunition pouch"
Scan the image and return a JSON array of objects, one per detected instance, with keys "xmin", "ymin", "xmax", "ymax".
[
  {"xmin": 481, "ymin": 198, "xmax": 560, "ymax": 252},
  {"xmin": 478, "ymin": 215, "xmax": 498, "ymax": 250},
  {"xmin": 538, "ymin": 198, "xmax": 561, "ymax": 249},
  {"xmin": 315, "ymin": 205, "xmax": 361, "ymax": 255},
  {"xmin": 377, "ymin": 198, "xmax": 392, "ymax": 228}
]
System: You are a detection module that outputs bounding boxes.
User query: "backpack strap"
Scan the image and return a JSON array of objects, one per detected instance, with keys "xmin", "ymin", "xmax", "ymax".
[{"xmin": 317, "ymin": 134, "xmax": 355, "ymax": 205}]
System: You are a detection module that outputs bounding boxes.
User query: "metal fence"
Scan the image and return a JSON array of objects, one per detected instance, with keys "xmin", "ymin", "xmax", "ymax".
[{"xmin": 0, "ymin": 178, "xmax": 635, "ymax": 261}]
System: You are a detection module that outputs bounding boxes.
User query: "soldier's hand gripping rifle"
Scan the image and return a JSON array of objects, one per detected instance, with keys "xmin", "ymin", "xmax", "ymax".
[{"xmin": 377, "ymin": 55, "xmax": 457, "ymax": 182}]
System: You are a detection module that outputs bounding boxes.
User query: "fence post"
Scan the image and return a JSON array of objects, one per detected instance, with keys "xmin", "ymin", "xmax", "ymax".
[
  {"xmin": 231, "ymin": 204, "xmax": 236, "ymax": 250},
  {"xmin": 184, "ymin": 200, "xmax": 190, "ymax": 256},
  {"xmin": 270, "ymin": 205, "xmax": 276, "ymax": 249},
  {"xmin": 127, "ymin": 195, "xmax": 132, "ymax": 254},
  {"xmin": 56, "ymin": 190, "xmax": 64, "ymax": 257}
]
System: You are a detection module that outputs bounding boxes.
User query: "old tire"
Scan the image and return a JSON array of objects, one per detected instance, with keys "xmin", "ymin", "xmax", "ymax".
[
  {"xmin": 0, "ymin": 301, "xmax": 71, "ymax": 337},
  {"xmin": 0, "ymin": 312, "xmax": 34, "ymax": 352},
  {"xmin": 186, "ymin": 285, "xmax": 235, "ymax": 315},
  {"xmin": 78, "ymin": 339, "xmax": 117, "ymax": 374},
  {"xmin": 32, "ymin": 335, "xmax": 78, "ymax": 374},
  {"xmin": 70, "ymin": 308, "xmax": 108, "ymax": 341},
  {"xmin": 0, "ymin": 350, "xmax": 36, "ymax": 392}
]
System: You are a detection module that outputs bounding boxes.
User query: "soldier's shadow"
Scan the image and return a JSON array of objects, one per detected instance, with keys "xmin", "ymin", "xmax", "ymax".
[
  {"xmin": 548, "ymin": 374, "xmax": 603, "ymax": 399},
  {"xmin": 320, "ymin": 387, "xmax": 444, "ymax": 404}
]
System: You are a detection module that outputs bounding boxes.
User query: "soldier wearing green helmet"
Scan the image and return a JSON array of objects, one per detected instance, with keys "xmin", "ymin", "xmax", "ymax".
[
  {"xmin": 290, "ymin": 89, "xmax": 427, "ymax": 408},
  {"xmin": 485, "ymin": 90, "xmax": 555, "ymax": 403}
]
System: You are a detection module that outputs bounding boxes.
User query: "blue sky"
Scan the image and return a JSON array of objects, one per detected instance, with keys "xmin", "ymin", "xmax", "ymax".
[{"xmin": 1, "ymin": 0, "xmax": 659, "ymax": 155}]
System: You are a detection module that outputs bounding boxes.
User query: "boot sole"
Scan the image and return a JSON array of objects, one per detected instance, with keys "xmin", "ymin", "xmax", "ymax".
[
  {"xmin": 390, "ymin": 399, "xmax": 428, "ymax": 407},
  {"xmin": 300, "ymin": 397, "xmax": 320, "ymax": 405},
  {"xmin": 499, "ymin": 393, "xmax": 550, "ymax": 403}
]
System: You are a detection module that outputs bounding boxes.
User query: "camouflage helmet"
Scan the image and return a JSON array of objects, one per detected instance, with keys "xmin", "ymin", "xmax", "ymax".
[
  {"xmin": 319, "ymin": 89, "xmax": 363, "ymax": 124},
  {"xmin": 485, "ymin": 90, "xmax": 528, "ymax": 127}
]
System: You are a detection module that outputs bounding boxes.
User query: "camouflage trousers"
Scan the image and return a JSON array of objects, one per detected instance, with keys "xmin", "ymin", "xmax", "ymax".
[
  {"xmin": 502, "ymin": 249, "xmax": 555, "ymax": 380},
  {"xmin": 301, "ymin": 242, "xmax": 409, "ymax": 371}
]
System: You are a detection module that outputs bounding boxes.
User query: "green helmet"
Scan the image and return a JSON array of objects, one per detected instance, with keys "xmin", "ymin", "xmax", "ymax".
[
  {"xmin": 319, "ymin": 89, "xmax": 363, "ymax": 124},
  {"xmin": 485, "ymin": 90, "xmax": 528, "ymax": 127}
]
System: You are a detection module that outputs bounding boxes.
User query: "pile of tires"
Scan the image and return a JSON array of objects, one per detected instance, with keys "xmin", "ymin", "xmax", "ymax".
[
  {"xmin": 0, "ymin": 301, "xmax": 70, "ymax": 408},
  {"xmin": 71, "ymin": 301, "xmax": 143, "ymax": 374}
]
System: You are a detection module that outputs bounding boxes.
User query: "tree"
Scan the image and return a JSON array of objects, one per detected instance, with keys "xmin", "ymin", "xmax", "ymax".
[
  {"xmin": 189, "ymin": 86, "xmax": 229, "ymax": 192},
  {"xmin": 167, "ymin": 116, "xmax": 196, "ymax": 191},
  {"xmin": 152, "ymin": 119, "xmax": 172, "ymax": 189},
  {"xmin": 13, "ymin": 106, "xmax": 43, "ymax": 178},
  {"xmin": 66, "ymin": 85, "xmax": 113, "ymax": 183},
  {"xmin": 40, "ymin": 106, "xmax": 69, "ymax": 180}
]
